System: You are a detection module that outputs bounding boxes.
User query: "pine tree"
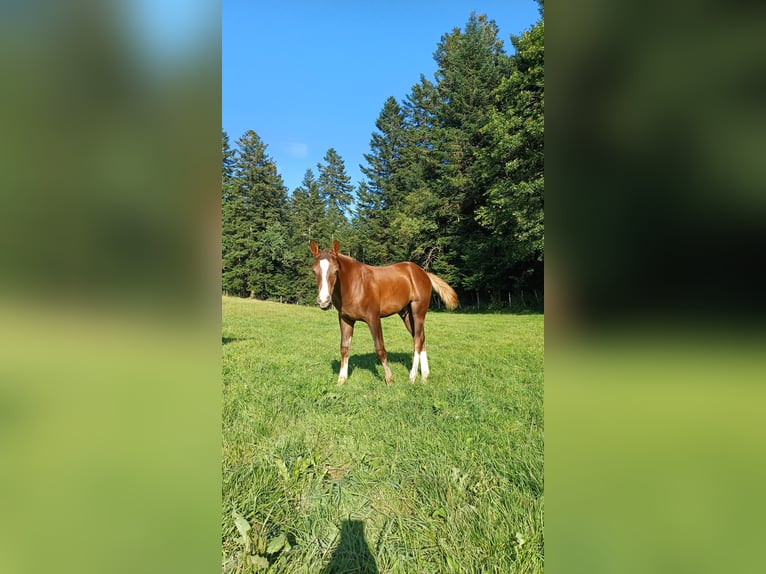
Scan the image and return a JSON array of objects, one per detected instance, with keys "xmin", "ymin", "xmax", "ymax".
[
  {"xmin": 221, "ymin": 130, "xmax": 255, "ymax": 296},
  {"xmin": 289, "ymin": 169, "xmax": 327, "ymax": 244},
  {"xmin": 352, "ymin": 180, "xmax": 388, "ymax": 264},
  {"xmin": 287, "ymin": 169, "xmax": 328, "ymax": 302},
  {"xmin": 362, "ymin": 97, "xmax": 408, "ymax": 211},
  {"xmin": 222, "ymin": 130, "xmax": 289, "ymax": 298},
  {"xmin": 401, "ymin": 76, "xmax": 441, "ymax": 191},
  {"xmin": 374, "ymin": 14, "xmax": 511, "ymax": 298},
  {"xmin": 316, "ymin": 148, "xmax": 354, "ymax": 245},
  {"xmin": 359, "ymin": 97, "xmax": 410, "ymax": 264},
  {"xmin": 432, "ymin": 13, "xmax": 513, "ymax": 302},
  {"xmin": 222, "ymin": 131, "xmax": 237, "ymax": 292},
  {"xmin": 233, "ymin": 130, "xmax": 288, "ymax": 233},
  {"xmin": 252, "ymin": 220, "xmax": 293, "ymax": 301},
  {"xmin": 384, "ymin": 76, "xmax": 447, "ymax": 270},
  {"xmin": 477, "ymin": 17, "xmax": 544, "ymax": 296},
  {"xmin": 222, "ymin": 130, "xmax": 235, "ymax": 202}
]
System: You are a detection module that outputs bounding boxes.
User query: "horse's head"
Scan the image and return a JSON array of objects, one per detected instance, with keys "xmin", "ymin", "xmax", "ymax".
[{"xmin": 309, "ymin": 239, "xmax": 340, "ymax": 310}]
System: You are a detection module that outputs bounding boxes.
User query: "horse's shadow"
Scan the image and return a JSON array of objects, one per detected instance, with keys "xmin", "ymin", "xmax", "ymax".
[{"xmin": 332, "ymin": 351, "xmax": 412, "ymax": 381}]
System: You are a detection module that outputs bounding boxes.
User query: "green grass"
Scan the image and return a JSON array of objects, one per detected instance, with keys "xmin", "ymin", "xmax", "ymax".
[{"xmin": 222, "ymin": 296, "xmax": 544, "ymax": 573}]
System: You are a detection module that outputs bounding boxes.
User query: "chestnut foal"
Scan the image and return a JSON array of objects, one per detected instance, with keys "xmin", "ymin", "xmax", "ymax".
[{"xmin": 310, "ymin": 240, "xmax": 457, "ymax": 385}]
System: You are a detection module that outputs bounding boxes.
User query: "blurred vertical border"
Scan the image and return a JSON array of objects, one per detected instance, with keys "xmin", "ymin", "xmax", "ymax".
[
  {"xmin": 547, "ymin": 1, "xmax": 766, "ymax": 573},
  {"xmin": 0, "ymin": 1, "xmax": 221, "ymax": 573}
]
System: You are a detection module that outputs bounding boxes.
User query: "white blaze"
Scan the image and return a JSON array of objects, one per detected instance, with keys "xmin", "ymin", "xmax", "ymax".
[{"xmin": 318, "ymin": 259, "xmax": 330, "ymax": 303}]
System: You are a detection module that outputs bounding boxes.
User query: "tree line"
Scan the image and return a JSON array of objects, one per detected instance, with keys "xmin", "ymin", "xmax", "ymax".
[{"xmin": 223, "ymin": 10, "xmax": 543, "ymax": 309}]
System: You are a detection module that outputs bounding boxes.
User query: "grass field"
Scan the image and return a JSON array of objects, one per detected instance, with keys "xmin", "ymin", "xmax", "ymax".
[{"xmin": 222, "ymin": 296, "xmax": 544, "ymax": 573}]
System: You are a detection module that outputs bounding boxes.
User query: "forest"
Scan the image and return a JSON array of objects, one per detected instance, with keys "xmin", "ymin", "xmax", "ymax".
[{"xmin": 222, "ymin": 10, "xmax": 543, "ymax": 309}]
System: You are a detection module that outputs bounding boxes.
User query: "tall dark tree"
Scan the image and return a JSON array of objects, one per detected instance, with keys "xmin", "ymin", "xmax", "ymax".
[
  {"xmin": 400, "ymin": 77, "xmax": 441, "ymax": 194},
  {"xmin": 361, "ymin": 97, "xmax": 408, "ymax": 211},
  {"xmin": 289, "ymin": 169, "xmax": 327, "ymax": 244},
  {"xmin": 251, "ymin": 220, "xmax": 293, "ymax": 301},
  {"xmin": 222, "ymin": 130, "xmax": 288, "ymax": 298},
  {"xmin": 222, "ymin": 130, "xmax": 235, "ymax": 201},
  {"xmin": 429, "ymin": 13, "xmax": 512, "ymax": 300},
  {"xmin": 317, "ymin": 148, "xmax": 354, "ymax": 247},
  {"xmin": 388, "ymin": 77, "xmax": 449, "ymax": 271},
  {"xmin": 221, "ymin": 132, "xmax": 256, "ymax": 296},
  {"xmin": 477, "ymin": 18, "xmax": 544, "ymax": 294},
  {"xmin": 434, "ymin": 13, "xmax": 508, "ymax": 132},
  {"xmin": 359, "ymin": 97, "xmax": 409, "ymax": 264},
  {"xmin": 221, "ymin": 130, "xmax": 248, "ymax": 296},
  {"xmin": 352, "ymin": 180, "xmax": 388, "ymax": 264},
  {"xmin": 233, "ymin": 130, "xmax": 288, "ymax": 232},
  {"xmin": 288, "ymin": 169, "xmax": 328, "ymax": 302}
]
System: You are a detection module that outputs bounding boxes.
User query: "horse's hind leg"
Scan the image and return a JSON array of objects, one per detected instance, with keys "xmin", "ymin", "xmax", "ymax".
[
  {"xmin": 368, "ymin": 317, "xmax": 393, "ymax": 385},
  {"xmin": 399, "ymin": 305, "xmax": 415, "ymax": 336},
  {"xmin": 410, "ymin": 305, "xmax": 429, "ymax": 382},
  {"xmin": 400, "ymin": 306, "xmax": 422, "ymax": 383}
]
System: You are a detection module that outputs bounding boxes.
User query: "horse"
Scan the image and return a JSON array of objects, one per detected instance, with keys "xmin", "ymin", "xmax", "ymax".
[{"xmin": 309, "ymin": 239, "xmax": 458, "ymax": 385}]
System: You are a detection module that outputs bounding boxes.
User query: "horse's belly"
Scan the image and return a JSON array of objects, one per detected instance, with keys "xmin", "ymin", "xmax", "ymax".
[
  {"xmin": 377, "ymin": 281, "xmax": 414, "ymax": 317},
  {"xmin": 379, "ymin": 300, "xmax": 406, "ymax": 317}
]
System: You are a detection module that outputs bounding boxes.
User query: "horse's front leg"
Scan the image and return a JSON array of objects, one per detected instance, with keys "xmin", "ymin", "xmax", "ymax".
[
  {"xmin": 368, "ymin": 317, "xmax": 393, "ymax": 385},
  {"xmin": 338, "ymin": 315, "xmax": 355, "ymax": 385}
]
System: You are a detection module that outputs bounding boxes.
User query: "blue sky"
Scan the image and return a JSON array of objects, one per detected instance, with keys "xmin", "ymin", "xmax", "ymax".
[{"xmin": 223, "ymin": 1, "xmax": 541, "ymax": 194}]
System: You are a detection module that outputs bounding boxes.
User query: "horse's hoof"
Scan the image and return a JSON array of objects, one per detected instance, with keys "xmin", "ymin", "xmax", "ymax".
[{"xmin": 337, "ymin": 377, "xmax": 346, "ymax": 386}]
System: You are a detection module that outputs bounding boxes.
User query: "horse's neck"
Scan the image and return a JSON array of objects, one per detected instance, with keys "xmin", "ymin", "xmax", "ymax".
[
  {"xmin": 337, "ymin": 254, "xmax": 364, "ymax": 283},
  {"xmin": 338, "ymin": 253, "xmax": 360, "ymax": 270}
]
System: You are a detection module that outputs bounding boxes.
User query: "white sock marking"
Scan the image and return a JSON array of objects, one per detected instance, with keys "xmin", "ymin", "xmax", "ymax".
[
  {"xmin": 420, "ymin": 350, "xmax": 429, "ymax": 380},
  {"xmin": 339, "ymin": 357, "xmax": 348, "ymax": 380},
  {"xmin": 409, "ymin": 350, "xmax": 420, "ymax": 382}
]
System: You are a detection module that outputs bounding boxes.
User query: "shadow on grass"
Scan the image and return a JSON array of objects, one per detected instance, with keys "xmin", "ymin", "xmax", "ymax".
[
  {"xmin": 332, "ymin": 352, "xmax": 412, "ymax": 381},
  {"xmin": 321, "ymin": 520, "xmax": 378, "ymax": 574}
]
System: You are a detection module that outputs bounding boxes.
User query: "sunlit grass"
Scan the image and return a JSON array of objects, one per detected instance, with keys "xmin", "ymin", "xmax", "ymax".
[{"xmin": 222, "ymin": 296, "xmax": 544, "ymax": 573}]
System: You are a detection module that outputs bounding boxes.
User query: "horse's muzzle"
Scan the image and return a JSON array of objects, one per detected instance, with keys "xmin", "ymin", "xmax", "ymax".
[{"xmin": 317, "ymin": 298, "xmax": 332, "ymax": 310}]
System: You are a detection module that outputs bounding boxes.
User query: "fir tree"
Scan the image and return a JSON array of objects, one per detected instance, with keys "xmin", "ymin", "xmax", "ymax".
[
  {"xmin": 317, "ymin": 148, "xmax": 354, "ymax": 244},
  {"xmin": 477, "ymin": 18, "xmax": 544, "ymax": 294},
  {"xmin": 222, "ymin": 130, "xmax": 288, "ymax": 298},
  {"xmin": 288, "ymin": 169, "xmax": 328, "ymax": 302}
]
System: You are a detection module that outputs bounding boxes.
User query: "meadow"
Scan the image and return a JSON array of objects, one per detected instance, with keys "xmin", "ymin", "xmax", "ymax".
[{"xmin": 222, "ymin": 296, "xmax": 544, "ymax": 573}]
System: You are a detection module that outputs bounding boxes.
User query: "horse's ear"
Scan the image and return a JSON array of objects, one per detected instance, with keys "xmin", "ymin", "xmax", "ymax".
[
  {"xmin": 331, "ymin": 239, "xmax": 340, "ymax": 255},
  {"xmin": 309, "ymin": 240, "xmax": 319, "ymax": 257}
]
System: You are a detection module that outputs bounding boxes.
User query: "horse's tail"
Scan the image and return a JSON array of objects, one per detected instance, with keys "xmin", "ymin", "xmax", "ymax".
[{"xmin": 427, "ymin": 273, "xmax": 459, "ymax": 310}]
